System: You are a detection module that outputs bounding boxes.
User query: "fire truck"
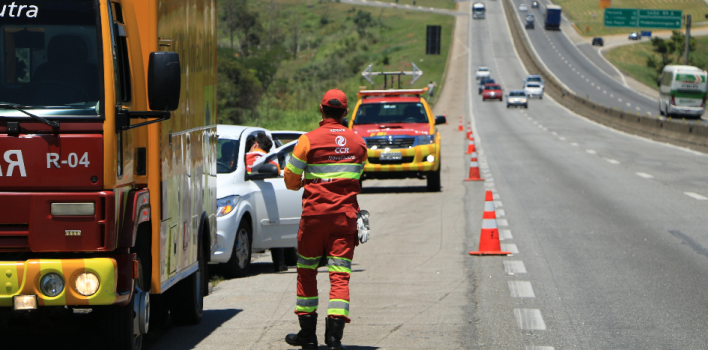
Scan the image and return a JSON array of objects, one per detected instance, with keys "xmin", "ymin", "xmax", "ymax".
[{"xmin": 0, "ymin": 1, "xmax": 216, "ymax": 349}]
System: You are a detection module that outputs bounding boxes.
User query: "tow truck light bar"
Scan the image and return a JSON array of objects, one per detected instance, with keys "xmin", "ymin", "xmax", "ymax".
[
  {"xmin": 361, "ymin": 63, "xmax": 424, "ymax": 89},
  {"xmin": 357, "ymin": 89, "xmax": 428, "ymax": 98}
]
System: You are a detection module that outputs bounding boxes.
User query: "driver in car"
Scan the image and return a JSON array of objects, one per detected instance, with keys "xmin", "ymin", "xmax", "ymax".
[
  {"xmin": 219, "ymin": 142, "xmax": 237, "ymax": 171},
  {"xmin": 245, "ymin": 132, "xmax": 281, "ymax": 174}
]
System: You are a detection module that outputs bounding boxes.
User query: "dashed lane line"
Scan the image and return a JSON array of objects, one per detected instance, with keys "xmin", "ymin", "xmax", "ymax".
[
  {"xmin": 571, "ymin": 142, "xmax": 579, "ymax": 146},
  {"xmin": 514, "ymin": 308, "xmax": 547, "ymax": 331},
  {"xmin": 605, "ymin": 158, "xmax": 620, "ymax": 164},
  {"xmin": 500, "ymin": 229, "xmax": 513, "ymax": 240},
  {"xmin": 503, "ymin": 260, "xmax": 526, "ymax": 274},
  {"xmin": 501, "ymin": 243, "xmax": 519, "ymax": 254},
  {"xmin": 508, "ymin": 281, "xmax": 535, "ymax": 298},
  {"xmin": 526, "ymin": 347, "xmax": 555, "ymax": 350},
  {"xmin": 497, "ymin": 219, "xmax": 509, "ymax": 227},
  {"xmin": 586, "ymin": 149, "xmax": 597, "ymax": 154},
  {"xmin": 496, "ymin": 209, "xmax": 506, "ymax": 217},
  {"xmin": 684, "ymin": 192, "xmax": 708, "ymax": 200},
  {"xmin": 636, "ymin": 172, "xmax": 654, "ymax": 179}
]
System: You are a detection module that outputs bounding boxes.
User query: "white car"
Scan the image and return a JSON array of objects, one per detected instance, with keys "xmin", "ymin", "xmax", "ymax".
[
  {"xmin": 519, "ymin": 3, "xmax": 528, "ymax": 11},
  {"xmin": 524, "ymin": 82, "xmax": 544, "ymax": 99},
  {"xmin": 476, "ymin": 67, "xmax": 491, "ymax": 80},
  {"xmin": 213, "ymin": 125, "xmax": 305, "ymax": 277}
]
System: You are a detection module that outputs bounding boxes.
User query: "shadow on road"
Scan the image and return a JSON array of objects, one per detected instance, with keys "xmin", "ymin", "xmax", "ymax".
[
  {"xmin": 360, "ymin": 186, "xmax": 432, "ymax": 194},
  {"xmin": 144, "ymin": 308, "xmax": 242, "ymax": 350}
]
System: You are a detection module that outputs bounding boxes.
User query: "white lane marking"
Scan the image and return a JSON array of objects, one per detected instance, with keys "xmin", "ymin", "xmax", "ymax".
[
  {"xmin": 585, "ymin": 79, "xmax": 590, "ymax": 82},
  {"xmin": 576, "ymin": 71, "xmax": 580, "ymax": 75},
  {"xmin": 551, "ymin": 131, "xmax": 558, "ymax": 136},
  {"xmin": 603, "ymin": 90, "xmax": 607, "ymax": 94},
  {"xmin": 501, "ymin": 243, "xmax": 519, "ymax": 254},
  {"xmin": 485, "ymin": 182, "xmax": 495, "ymax": 188},
  {"xmin": 496, "ymin": 209, "xmax": 506, "ymax": 217},
  {"xmin": 572, "ymin": 68, "xmax": 576, "ymax": 71},
  {"xmin": 500, "ymin": 229, "xmax": 513, "ymax": 240},
  {"xmin": 586, "ymin": 149, "xmax": 597, "ymax": 154},
  {"xmin": 684, "ymin": 192, "xmax": 708, "ymax": 200},
  {"xmin": 503, "ymin": 260, "xmax": 526, "ymax": 274},
  {"xmin": 571, "ymin": 142, "xmax": 579, "ymax": 146},
  {"xmin": 497, "ymin": 219, "xmax": 509, "ymax": 227},
  {"xmin": 494, "ymin": 201, "xmax": 503, "ymax": 208},
  {"xmin": 514, "ymin": 308, "xmax": 547, "ymax": 331},
  {"xmin": 508, "ymin": 281, "xmax": 535, "ymax": 298},
  {"xmin": 486, "ymin": 177, "xmax": 494, "ymax": 181},
  {"xmin": 597, "ymin": 86, "xmax": 601, "ymax": 90},
  {"xmin": 591, "ymin": 82, "xmax": 595, "ymax": 86},
  {"xmin": 493, "ymin": 194, "xmax": 501, "ymax": 200},
  {"xmin": 636, "ymin": 172, "xmax": 654, "ymax": 179},
  {"xmin": 618, "ymin": 98, "xmax": 623, "ymax": 102},
  {"xmin": 626, "ymin": 103, "xmax": 631, "ymax": 107},
  {"xmin": 525, "ymin": 347, "xmax": 555, "ymax": 350},
  {"xmin": 605, "ymin": 158, "xmax": 620, "ymax": 164},
  {"xmin": 581, "ymin": 75, "xmax": 584, "ymax": 78},
  {"xmin": 559, "ymin": 137, "xmax": 566, "ymax": 141},
  {"xmin": 636, "ymin": 106, "xmax": 641, "ymax": 111},
  {"xmin": 610, "ymin": 94, "xmax": 614, "ymax": 98}
]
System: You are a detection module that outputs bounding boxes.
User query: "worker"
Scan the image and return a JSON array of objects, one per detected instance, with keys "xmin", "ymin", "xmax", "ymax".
[
  {"xmin": 245, "ymin": 132, "xmax": 280, "ymax": 174},
  {"xmin": 283, "ymin": 89, "xmax": 368, "ymax": 350}
]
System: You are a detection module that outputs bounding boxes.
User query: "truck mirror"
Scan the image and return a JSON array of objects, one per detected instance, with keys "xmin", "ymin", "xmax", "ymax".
[
  {"xmin": 148, "ymin": 52, "xmax": 181, "ymax": 111},
  {"xmin": 435, "ymin": 116, "xmax": 446, "ymax": 125}
]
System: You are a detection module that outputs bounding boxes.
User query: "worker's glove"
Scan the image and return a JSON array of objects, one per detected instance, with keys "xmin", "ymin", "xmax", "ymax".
[{"xmin": 357, "ymin": 210, "xmax": 370, "ymax": 244}]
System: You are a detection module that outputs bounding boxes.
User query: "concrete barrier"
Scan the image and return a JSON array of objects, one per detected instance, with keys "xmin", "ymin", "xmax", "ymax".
[{"xmin": 502, "ymin": 0, "xmax": 708, "ymax": 153}]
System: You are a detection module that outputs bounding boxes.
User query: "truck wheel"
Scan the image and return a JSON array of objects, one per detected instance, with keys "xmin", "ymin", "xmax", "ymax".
[
  {"xmin": 427, "ymin": 165, "xmax": 441, "ymax": 192},
  {"xmin": 222, "ymin": 220, "xmax": 252, "ymax": 278},
  {"xmin": 103, "ymin": 257, "xmax": 147, "ymax": 350},
  {"xmin": 169, "ymin": 231, "xmax": 207, "ymax": 325},
  {"xmin": 283, "ymin": 248, "xmax": 299, "ymax": 266}
]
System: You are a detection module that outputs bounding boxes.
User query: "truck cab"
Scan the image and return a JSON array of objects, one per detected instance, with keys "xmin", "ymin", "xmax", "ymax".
[
  {"xmin": 349, "ymin": 89, "xmax": 445, "ymax": 191},
  {"xmin": 473, "ymin": 2, "xmax": 486, "ymax": 19}
]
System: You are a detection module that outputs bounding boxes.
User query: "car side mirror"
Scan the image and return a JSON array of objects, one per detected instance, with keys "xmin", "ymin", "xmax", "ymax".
[
  {"xmin": 148, "ymin": 52, "xmax": 181, "ymax": 111},
  {"xmin": 341, "ymin": 118, "xmax": 349, "ymax": 127},
  {"xmin": 248, "ymin": 162, "xmax": 279, "ymax": 180},
  {"xmin": 435, "ymin": 116, "xmax": 446, "ymax": 125}
]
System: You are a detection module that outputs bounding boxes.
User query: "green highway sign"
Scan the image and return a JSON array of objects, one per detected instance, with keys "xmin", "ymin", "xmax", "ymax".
[{"xmin": 604, "ymin": 8, "xmax": 682, "ymax": 28}]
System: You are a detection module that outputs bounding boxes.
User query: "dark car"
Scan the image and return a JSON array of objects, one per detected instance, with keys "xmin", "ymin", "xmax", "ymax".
[
  {"xmin": 525, "ymin": 14, "xmax": 535, "ymax": 29},
  {"xmin": 591, "ymin": 37, "xmax": 604, "ymax": 46},
  {"xmin": 478, "ymin": 77, "xmax": 495, "ymax": 94},
  {"xmin": 628, "ymin": 32, "xmax": 641, "ymax": 40},
  {"xmin": 531, "ymin": 1, "xmax": 539, "ymax": 8}
]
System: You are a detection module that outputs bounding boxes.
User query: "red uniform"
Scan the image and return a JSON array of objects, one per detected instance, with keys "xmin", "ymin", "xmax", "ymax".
[
  {"xmin": 284, "ymin": 118, "xmax": 367, "ymax": 322},
  {"xmin": 245, "ymin": 148, "xmax": 280, "ymax": 174}
]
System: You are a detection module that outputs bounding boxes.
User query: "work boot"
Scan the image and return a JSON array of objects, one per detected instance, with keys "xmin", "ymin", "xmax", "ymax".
[
  {"xmin": 324, "ymin": 317, "xmax": 347, "ymax": 350},
  {"xmin": 285, "ymin": 314, "xmax": 318, "ymax": 350}
]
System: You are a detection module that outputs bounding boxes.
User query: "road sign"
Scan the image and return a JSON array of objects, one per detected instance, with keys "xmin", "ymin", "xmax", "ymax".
[{"xmin": 604, "ymin": 8, "xmax": 682, "ymax": 29}]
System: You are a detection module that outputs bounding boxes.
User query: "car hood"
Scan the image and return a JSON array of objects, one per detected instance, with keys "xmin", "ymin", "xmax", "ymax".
[{"xmin": 352, "ymin": 123, "xmax": 431, "ymax": 136}]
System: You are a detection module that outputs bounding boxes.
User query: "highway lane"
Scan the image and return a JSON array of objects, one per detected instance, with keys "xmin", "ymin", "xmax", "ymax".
[{"xmin": 469, "ymin": 1, "xmax": 708, "ymax": 348}]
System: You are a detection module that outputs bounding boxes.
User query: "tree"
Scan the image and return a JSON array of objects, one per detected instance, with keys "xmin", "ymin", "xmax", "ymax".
[
  {"xmin": 647, "ymin": 37, "xmax": 673, "ymax": 76},
  {"xmin": 217, "ymin": 49, "xmax": 263, "ymax": 124},
  {"xmin": 352, "ymin": 10, "xmax": 374, "ymax": 36},
  {"xmin": 221, "ymin": 0, "xmax": 239, "ymax": 50}
]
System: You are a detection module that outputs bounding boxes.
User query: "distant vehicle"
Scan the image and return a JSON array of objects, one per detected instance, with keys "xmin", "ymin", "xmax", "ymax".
[
  {"xmin": 658, "ymin": 65, "xmax": 708, "ymax": 118},
  {"xmin": 628, "ymin": 32, "xmax": 641, "ymax": 40},
  {"xmin": 215, "ymin": 125, "xmax": 304, "ymax": 277},
  {"xmin": 473, "ymin": 2, "xmax": 486, "ymax": 19},
  {"xmin": 545, "ymin": 4, "xmax": 562, "ymax": 30},
  {"xmin": 524, "ymin": 74, "xmax": 544, "ymax": 87},
  {"xmin": 507, "ymin": 90, "xmax": 528, "ymax": 108},
  {"xmin": 482, "ymin": 84, "xmax": 503, "ymax": 102},
  {"xmin": 479, "ymin": 77, "xmax": 496, "ymax": 94},
  {"xmin": 476, "ymin": 67, "xmax": 491, "ymax": 80},
  {"xmin": 532, "ymin": 1, "xmax": 539, "ymax": 8},
  {"xmin": 592, "ymin": 37, "xmax": 604, "ymax": 46},
  {"xmin": 525, "ymin": 14, "xmax": 535, "ymax": 29},
  {"xmin": 524, "ymin": 82, "xmax": 544, "ymax": 99},
  {"xmin": 519, "ymin": 3, "xmax": 528, "ymax": 11}
]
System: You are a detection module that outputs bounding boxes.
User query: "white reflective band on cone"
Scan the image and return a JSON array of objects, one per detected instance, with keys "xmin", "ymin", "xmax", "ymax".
[
  {"xmin": 482, "ymin": 219, "xmax": 498, "ymax": 229},
  {"xmin": 470, "ymin": 152, "xmax": 478, "ymax": 158},
  {"xmin": 484, "ymin": 202, "xmax": 495, "ymax": 211},
  {"xmin": 470, "ymin": 162, "xmax": 479, "ymax": 167}
]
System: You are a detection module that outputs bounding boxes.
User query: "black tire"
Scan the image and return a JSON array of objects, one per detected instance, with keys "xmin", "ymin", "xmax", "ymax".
[
  {"xmin": 506, "ymin": 105, "xmax": 510, "ymax": 108},
  {"xmin": 222, "ymin": 220, "xmax": 252, "ymax": 278},
  {"xmin": 525, "ymin": 105, "xmax": 528, "ymax": 109},
  {"xmin": 427, "ymin": 165, "xmax": 441, "ymax": 192},
  {"xmin": 102, "ymin": 258, "xmax": 145, "ymax": 350},
  {"xmin": 283, "ymin": 248, "xmax": 299, "ymax": 266},
  {"xmin": 169, "ymin": 230, "xmax": 207, "ymax": 325}
]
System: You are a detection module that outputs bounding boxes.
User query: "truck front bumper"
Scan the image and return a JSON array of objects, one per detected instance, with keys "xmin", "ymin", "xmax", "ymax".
[
  {"xmin": 0, "ymin": 256, "xmax": 133, "ymax": 308},
  {"xmin": 364, "ymin": 144, "xmax": 439, "ymax": 173}
]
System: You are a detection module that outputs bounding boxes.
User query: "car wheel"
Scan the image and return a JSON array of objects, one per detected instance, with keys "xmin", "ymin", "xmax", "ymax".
[
  {"xmin": 525, "ymin": 104, "xmax": 528, "ymax": 108},
  {"xmin": 426, "ymin": 164, "xmax": 441, "ymax": 192},
  {"xmin": 283, "ymin": 248, "xmax": 299, "ymax": 266},
  {"xmin": 506, "ymin": 105, "xmax": 510, "ymax": 108},
  {"xmin": 101, "ymin": 256, "xmax": 147, "ymax": 350},
  {"xmin": 222, "ymin": 220, "xmax": 252, "ymax": 278}
]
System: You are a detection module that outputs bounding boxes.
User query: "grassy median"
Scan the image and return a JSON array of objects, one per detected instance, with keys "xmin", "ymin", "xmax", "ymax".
[
  {"xmin": 552, "ymin": 0, "xmax": 708, "ymax": 36},
  {"xmin": 367, "ymin": 0, "xmax": 457, "ymax": 10}
]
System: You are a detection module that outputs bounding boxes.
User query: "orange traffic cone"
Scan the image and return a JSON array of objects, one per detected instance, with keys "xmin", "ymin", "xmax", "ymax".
[
  {"xmin": 469, "ymin": 191, "xmax": 511, "ymax": 256},
  {"xmin": 464, "ymin": 153, "xmax": 484, "ymax": 181},
  {"xmin": 466, "ymin": 138, "xmax": 476, "ymax": 154},
  {"xmin": 458, "ymin": 116, "xmax": 463, "ymax": 131}
]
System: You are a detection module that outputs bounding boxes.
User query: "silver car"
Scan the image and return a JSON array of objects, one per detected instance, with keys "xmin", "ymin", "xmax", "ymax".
[
  {"xmin": 524, "ymin": 82, "xmax": 544, "ymax": 99},
  {"xmin": 507, "ymin": 90, "xmax": 528, "ymax": 108}
]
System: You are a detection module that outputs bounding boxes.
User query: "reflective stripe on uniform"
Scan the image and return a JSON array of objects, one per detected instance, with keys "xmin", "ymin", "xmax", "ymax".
[
  {"xmin": 297, "ymin": 296, "xmax": 319, "ymax": 313},
  {"xmin": 327, "ymin": 299, "xmax": 350, "ymax": 317},
  {"xmin": 297, "ymin": 254, "xmax": 321, "ymax": 269},
  {"xmin": 287, "ymin": 155, "xmax": 307, "ymax": 175},
  {"xmin": 328, "ymin": 256, "xmax": 352, "ymax": 274},
  {"xmin": 306, "ymin": 163, "xmax": 363, "ymax": 174}
]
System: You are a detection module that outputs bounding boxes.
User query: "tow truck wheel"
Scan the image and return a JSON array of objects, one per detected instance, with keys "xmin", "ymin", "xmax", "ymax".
[
  {"xmin": 103, "ymin": 257, "xmax": 147, "ymax": 350},
  {"xmin": 222, "ymin": 220, "xmax": 252, "ymax": 278},
  {"xmin": 427, "ymin": 164, "xmax": 441, "ymax": 192},
  {"xmin": 169, "ymin": 230, "xmax": 207, "ymax": 325}
]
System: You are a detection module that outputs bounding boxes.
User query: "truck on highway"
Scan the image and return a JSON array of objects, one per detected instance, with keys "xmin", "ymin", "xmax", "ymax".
[
  {"xmin": 473, "ymin": 2, "xmax": 486, "ymax": 19},
  {"xmin": 0, "ymin": 0, "xmax": 217, "ymax": 349},
  {"xmin": 658, "ymin": 65, "xmax": 708, "ymax": 119},
  {"xmin": 544, "ymin": 4, "xmax": 562, "ymax": 30},
  {"xmin": 349, "ymin": 89, "xmax": 446, "ymax": 191}
]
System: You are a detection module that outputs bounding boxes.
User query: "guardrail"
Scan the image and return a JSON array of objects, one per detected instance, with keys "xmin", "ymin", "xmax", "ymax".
[{"xmin": 502, "ymin": 0, "xmax": 708, "ymax": 153}]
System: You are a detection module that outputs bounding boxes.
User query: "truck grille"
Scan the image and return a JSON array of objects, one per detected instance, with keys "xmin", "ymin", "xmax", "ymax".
[{"xmin": 366, "ymin": 137, "xmax": 415, "ymax": 149}]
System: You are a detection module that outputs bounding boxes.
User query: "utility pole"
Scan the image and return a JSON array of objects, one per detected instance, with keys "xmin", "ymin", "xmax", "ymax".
[{"xmin": 684, "ymin": 14, "xmax": 691, "ymax": 65}]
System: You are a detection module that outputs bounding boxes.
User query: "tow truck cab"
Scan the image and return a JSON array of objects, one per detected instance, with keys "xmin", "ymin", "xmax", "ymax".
[{"xmin": 349, "ymin": 89, "xmax": 445, "ymax": 191}]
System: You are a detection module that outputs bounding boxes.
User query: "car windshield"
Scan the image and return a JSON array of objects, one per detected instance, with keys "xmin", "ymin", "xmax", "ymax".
[
  {"xmin": 478, "ymin": 68, "xmax": 489, "ymax": 72},
  {"xmin": 527, "ymin": 77, "xmax": 542, "ymax": 83},
  {"xmin": 510, "ymin": 91, "xmax": 525, "ymax": 96},
  {"xmin": 0, "ymin": 0, "xmax": 102, "ymax": 117},
  {"xmin": 485, "ymin": 85, "xmax": 501, "ymax": 90},
  {"xmin": 526, "ymin": 84, "xmax": 540, "ymax": 88},
  {"xmin": 527, "ymin": 15, "xmax": 534, "ymax": 19},
  {"xmin": 217, "ymin": 139, "xmax": 240, "ymax": 174},
  {"xmin": 354, "ymin": 102, "xmax": 429, "ymax": 125},
  {"xmin": 480, "ymin": 79, "xmax": 495, "ymax": 85}
]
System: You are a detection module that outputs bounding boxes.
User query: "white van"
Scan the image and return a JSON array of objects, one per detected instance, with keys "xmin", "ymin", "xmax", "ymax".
[
  {"xmin": 473, "ymin": 2, "xmax": 485, "ymax": 19},
  {"xmin": 658, "ymin": 65, "xmax": 707, "ymax": 118}
]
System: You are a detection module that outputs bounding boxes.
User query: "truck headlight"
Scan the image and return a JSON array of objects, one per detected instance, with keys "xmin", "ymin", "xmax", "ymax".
[
  {"xmin": 75, "ymin": 272, "xmax": 100, "ymax": 296},
  {"xmin": 416, "ymin": 135, "xmax": 435, "ymax": 145},
  {"xmin": 40, "ymin": 273, "xmax": 64, "ymax": 297},
  {"xmin": 217, "ymin": 195, "xmax": 240, "ymax": 217},
  {"xmin": 426, "ymin": 155, "xmax": 435, "ymax": 163}
]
